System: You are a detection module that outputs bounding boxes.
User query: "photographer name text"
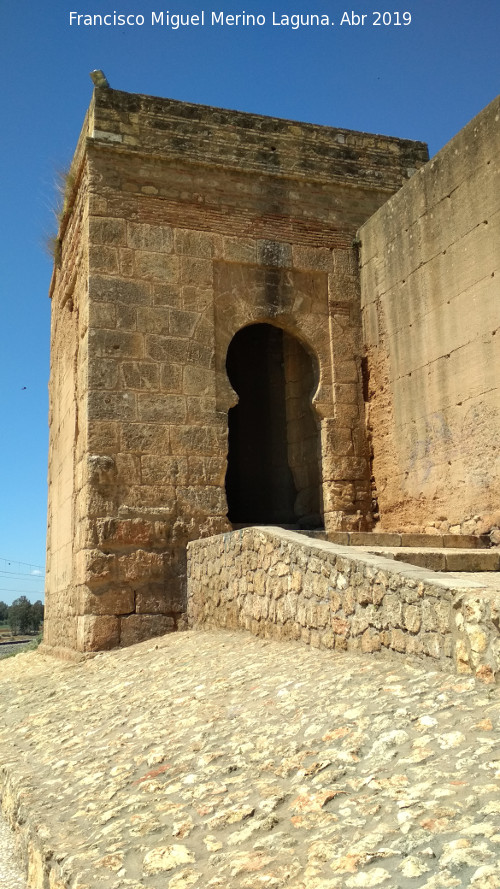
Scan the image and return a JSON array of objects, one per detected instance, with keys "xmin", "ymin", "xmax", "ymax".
[{"xmin": 68, "ymin": 9, "xmax": 413, "ymax": 29}]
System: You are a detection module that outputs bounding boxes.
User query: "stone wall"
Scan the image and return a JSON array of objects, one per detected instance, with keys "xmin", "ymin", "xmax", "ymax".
[
  {"xmin": 44, "ymin": 131, "xmax": 90, "ymax": 653},
  {"xmin": 187, "ymin": 526, "xmax": 500, "ymax": 681},
  {"xmin": 359, "ymin": 95, "xmax": 500, "ymax": 535},
  {"xmin": 44, "ymin": 86, "xmax": 428, "ymax": 653}
]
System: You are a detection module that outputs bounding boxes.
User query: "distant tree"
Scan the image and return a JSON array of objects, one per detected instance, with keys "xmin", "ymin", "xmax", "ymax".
[
  {"xmin": 30, "ymin": 600, "xmax": 44, "ymax": 633},
  {"xmin": 8, "ymin": 596, "xmax": 32, "ymax": 635},
  {"xmin": 0, "ymin": 601, "xmax": 9, "ymax": 622}
]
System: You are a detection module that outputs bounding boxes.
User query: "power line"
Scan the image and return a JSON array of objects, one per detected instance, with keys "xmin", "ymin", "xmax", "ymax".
[
  {"xmin": 0, "ymin": 558, "xmax": 45, "ymax": 578},
  {"xmin": 0, "ymin": 589, "xmax": 45, "ymax": 596},
  {"xmin": 0, "ymin": 557, "xmax": 45, "ymax": 567}
]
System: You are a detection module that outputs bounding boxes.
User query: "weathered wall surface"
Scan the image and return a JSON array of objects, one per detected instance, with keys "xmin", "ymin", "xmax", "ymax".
[
  {"xmin": 44, "ymin": 136, "xmax": 90, "ymax": 653},
  {"xmin": 188, "ymin": 526, "xmax": 500, "ymax": 681},
  {"xmin": 360, "ymin": 96, "xmax": 500, "ymax": 535},
  {"xmin": 45, "ymin": 87, "xmax": 427, "ymax": 653}
]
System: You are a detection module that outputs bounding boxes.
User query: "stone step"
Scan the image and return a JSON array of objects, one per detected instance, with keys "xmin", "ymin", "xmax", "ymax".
[
  {"xmin": 351, "ymin": 546, "xmax": 500, "ymax": 572},
  {"xmin": 294, "ymin": 531, "xmax": 498, "ymax": 571},
  {"xmin": 237, "ymin": 526, "xmax": 491, "ymax": 549},
  {"xmin": 324, "ymin": 531, "xmax": 490, "ymax": 549},
  {"xmin": 237, "ymin": 527, "xmax": 496, "ymax": 569}
]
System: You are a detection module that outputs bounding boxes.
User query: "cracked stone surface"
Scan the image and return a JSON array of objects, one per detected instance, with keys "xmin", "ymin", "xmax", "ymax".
[
  {"xmin": 0, "ymin": 815, "xmax": 26, "ymax": 889},
  {"xmin": 1, "ymin": 629, "xmax": 500, "ymax": 888}
]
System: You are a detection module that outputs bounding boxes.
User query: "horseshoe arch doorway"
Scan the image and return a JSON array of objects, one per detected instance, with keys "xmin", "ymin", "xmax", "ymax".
[{"xmin": 225, "ymin": 323, "xmax": 322, "ymax": 528}]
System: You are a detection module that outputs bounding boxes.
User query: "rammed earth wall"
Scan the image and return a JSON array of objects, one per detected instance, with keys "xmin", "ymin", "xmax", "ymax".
[
  {"xmin": 359, "ymin": 95, "xmax": 500, "ymax": 536},
  {"xmin": 187, "ymin": 527, "xmax": 500, "ymax": 681}
]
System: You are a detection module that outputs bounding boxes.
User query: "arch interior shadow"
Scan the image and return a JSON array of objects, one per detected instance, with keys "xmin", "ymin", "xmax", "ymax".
[{"xmin": 225, "ymin": 323, "xmax": 323, "ymax": 528}]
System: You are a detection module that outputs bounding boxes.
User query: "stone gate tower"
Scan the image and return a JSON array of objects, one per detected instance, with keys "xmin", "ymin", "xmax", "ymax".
[{"xmin": 43, "ymin": 85, "xmax": 427, "ymax": 655}]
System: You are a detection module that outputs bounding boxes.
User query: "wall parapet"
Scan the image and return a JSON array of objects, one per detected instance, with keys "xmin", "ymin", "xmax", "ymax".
[
  {"xmin": 90, "ymin": 87, "xmax": 428, "ymax": 189},
  {"xmin": 187, "ymin": 526, "xmax": 500, "ymax": 681}
]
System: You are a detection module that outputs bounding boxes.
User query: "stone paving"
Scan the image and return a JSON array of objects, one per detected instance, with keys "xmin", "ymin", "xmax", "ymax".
[{"xmin": 1, "ymin": 630, "xmax": 500, "ymax": 889}]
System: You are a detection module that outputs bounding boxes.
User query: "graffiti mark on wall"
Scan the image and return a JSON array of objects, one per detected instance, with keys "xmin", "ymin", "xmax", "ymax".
[{"xmin": 407, "ymin": 411, "xmax": 453, "ymax": 484}]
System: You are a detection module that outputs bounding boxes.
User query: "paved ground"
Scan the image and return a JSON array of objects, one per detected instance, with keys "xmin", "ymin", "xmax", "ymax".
[
  {"xmin": 0, "ymin": 629, "xmax": 499, "ymax": 889},
  {"xmin": 0, "ymin": 642, "xmax": 33, "ymax": 660}
]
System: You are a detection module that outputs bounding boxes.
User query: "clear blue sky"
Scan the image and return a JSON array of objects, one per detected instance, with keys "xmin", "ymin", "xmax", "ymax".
[{"xmin": 0, "ymin": 0, "xmax": 498, "ymax": 604}]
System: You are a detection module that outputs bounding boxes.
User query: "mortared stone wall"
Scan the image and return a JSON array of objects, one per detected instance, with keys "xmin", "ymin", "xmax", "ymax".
[
  {"xmin": 44, "ymin": 86, "xmax": 427, "ymax": 654},
  {"xmin": 187, "ymin": 526, "xmax": 500, "ymax": 681}
]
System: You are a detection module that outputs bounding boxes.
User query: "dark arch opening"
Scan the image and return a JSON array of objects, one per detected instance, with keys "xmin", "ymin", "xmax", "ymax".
[{"xmin": 225, "ymin": 323, "xmax": 322, "ymax": 527}]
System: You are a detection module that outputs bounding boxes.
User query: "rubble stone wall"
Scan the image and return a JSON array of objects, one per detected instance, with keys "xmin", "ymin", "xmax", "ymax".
[
  {"xmin": 44, "ymin": 87, "xmax": 428, "ymax": 653},
  {"xmin": 188, "ymin": 526, "xmax": 500, "ymax": 681},
  {"xmin": 359, "ymin": 95, "xmax": 500, "ymax": 535}
]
